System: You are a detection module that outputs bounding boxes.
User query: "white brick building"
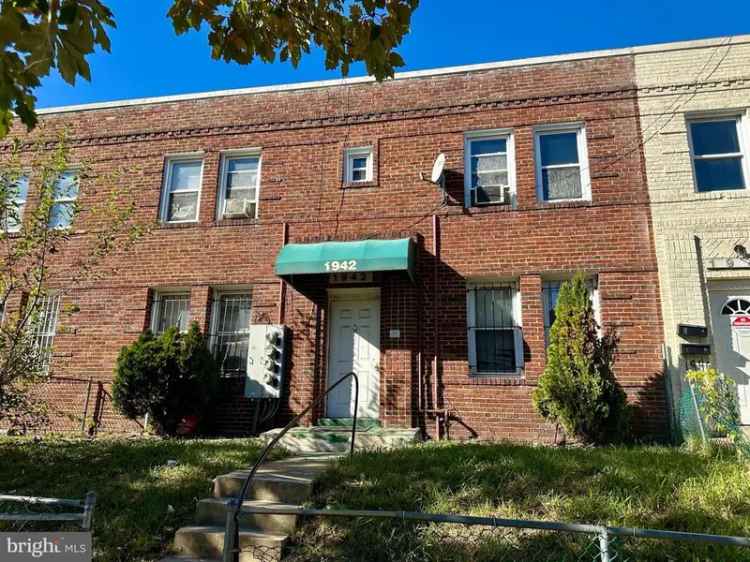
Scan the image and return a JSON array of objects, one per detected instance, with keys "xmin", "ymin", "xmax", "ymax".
[{"xmin": 635, "ymin": 35, "xmax": 750, "ymax": 428}]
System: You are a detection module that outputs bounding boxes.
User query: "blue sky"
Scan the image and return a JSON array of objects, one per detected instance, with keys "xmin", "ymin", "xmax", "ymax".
[{"xmin": 37, "ymin": 0, "xmax": 750, "ymax": 109}]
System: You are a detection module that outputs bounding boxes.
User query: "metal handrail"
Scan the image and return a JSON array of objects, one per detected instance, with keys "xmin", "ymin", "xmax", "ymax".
[{"xmin": 223, "ymin": 371, "xmax": 359, "ymax": 562}]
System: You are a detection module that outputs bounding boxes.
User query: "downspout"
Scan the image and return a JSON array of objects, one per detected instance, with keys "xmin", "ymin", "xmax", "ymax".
[
  {"xmin": 277, "ymin": 222, "xmax": 289, "ymax": 324},
  {"xmin": 432, "ymin": 215, "xmax": 441, "ymax": 439}
]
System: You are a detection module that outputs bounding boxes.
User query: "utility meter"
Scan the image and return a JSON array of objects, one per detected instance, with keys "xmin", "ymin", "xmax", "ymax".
[{"xmin": 244, "ymin": 324, "xmax": 288, "ymax": 399}]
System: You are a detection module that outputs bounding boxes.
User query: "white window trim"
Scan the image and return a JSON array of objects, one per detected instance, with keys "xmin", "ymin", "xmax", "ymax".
[
  {"xmin": 216, "ymin": 150, "xmax": 262, "ymax": 220},
  {"xmin": 344, "ymin": 146, "xmax": 374, "ymax": 183},
  {"xmin": 464, "ymin": 129, "xmax": 516, "ymax": 208},
  {"xmin": 542, "ymin": 277, "xmax": 601, "ymax": 345},
  {"xmin": 466, "ymin": 282, "xmax": 524, "ymax": 376},
  {"xmin": 49, "ymin": 169, "xmax": 80, "ymax": 230},
  {"xmin": 686, "ymin": 112, "xmax": 750, "ymax": 193},
  {"xmin": 150, "ymin": 290, "xmax": 191, "ymax": 333},
  {"xmin": 160, "ymin": 156, "xmax": 204, "ymax": 224},
  {"xmin": 534, "ymin": 123, "xmax": 591, "ymax": 203},
  {"xmin": 4, "ymin": 174, "xmax": 29, "ymax": 233},
  {"xmin": 209, "ymin": 289, "xmax": 253, "ymax": 376}
]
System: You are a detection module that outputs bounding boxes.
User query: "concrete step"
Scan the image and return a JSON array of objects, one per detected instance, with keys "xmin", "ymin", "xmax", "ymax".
[
  {"xmin": 261, "ymin": 426, "xmax": 421, "ymax": 454},
  {"xmin": 213, "ymin": 456, "xmax": 335, "ymax": 503},
  {"xmin": 196, "ymin": 498, "xmax": 299, "ymax": 535},
  {"xmin": 173, "ymin": 525, "xmax": 286, "ymax": 562}
]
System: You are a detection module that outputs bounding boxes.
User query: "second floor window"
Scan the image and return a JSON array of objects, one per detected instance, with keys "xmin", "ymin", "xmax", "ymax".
[
  {"xmin": 536, "ymin": 125, "xmax": 590, "ymax": 202},
  {"xmin": 48, "ymin": 171, "xmax": 79, "ymax": 229},
  {"xmin": 151, "ymin": 291, "xmax": 190, "ymax": 334},
  {"xmin": 2, "ymin": 175, "xmax": 28, "ymax": 232},
  {"xmin": 344, "ymin": 147, "xmax": 373, "ymax": 183},
  {"xmin": 219, "ymin": 155, "xmax": 260, "ymax": 219},
  {"xmin": 161, "ymin": 159, "xmax": 203, "ymax": 223},
  {"xmin": 465, "ymin": 133, "xmax": 514, "ymax": 206},
  {"xmin": 688, "ymin": 117, "xmax": 747, "ymax": 192}
]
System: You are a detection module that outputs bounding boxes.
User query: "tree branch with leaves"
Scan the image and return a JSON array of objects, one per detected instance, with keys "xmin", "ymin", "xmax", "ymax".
[{"xmin": 0, "ymin": 0, "xmax": 418, "ymax": 138}]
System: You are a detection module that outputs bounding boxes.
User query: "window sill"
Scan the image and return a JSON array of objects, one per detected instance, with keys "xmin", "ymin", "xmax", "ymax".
[
  {"xmin": 468, "ymin": 371, "xmax": 525, "ymax": 385},
  {"xmin": 537, "ymin": 199, "xmax": 592, "ymax": 209},
  {"xmin": 158, "ymin": 221, "xmax": 200, "ymax": 230},
  {"xmin": 342, "ymin": 180, "xmax": 378, "ymax": 190},
  {"xmin": 214, "ymin": 217, "xmax": 260, "ymax": 227}
]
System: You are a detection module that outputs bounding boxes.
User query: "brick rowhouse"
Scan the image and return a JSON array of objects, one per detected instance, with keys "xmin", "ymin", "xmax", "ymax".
[{"xmin": 3, "ymin": 45, "xmax": 669, "ymax": 440}]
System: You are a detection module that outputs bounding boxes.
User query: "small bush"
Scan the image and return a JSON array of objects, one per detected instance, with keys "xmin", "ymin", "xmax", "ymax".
[
  {"xmin": 532, "ymin": 273, "xmax": 628, "ymax": 444},
  {"xmin": 112, "ymin": 323, "xmax": 220, "ymax": 435}
]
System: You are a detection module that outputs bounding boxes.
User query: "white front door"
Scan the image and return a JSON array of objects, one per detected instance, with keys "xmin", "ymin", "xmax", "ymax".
[
  {"xmin": 709, "ymin": 289, "xmax": 750, "ymax": 424},
  {"xmin": 327, "ymin": 290, "xmax": 380, "ymax": 419}
]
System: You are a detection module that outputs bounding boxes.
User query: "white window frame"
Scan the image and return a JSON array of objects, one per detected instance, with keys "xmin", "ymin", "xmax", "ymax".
[
  {"xmin": 33, "ymin": 293, "xmax": 61, "ymax": 374},
  {"xmin": 209, "ymin": 290, "xmax": 253, "ymax": 377},
  {"xmin": 344, "ymin": 146, "xmax": 373, "ymax": 184},
  {"xmin": 217, "ymin": 150, "xmax": 262, "ymax": 220},
  {"xmin": 48, "ymin": 169, "xmax": 79, "ymax": 230},
  {"xmin": 3, "ymin": 174, "xmax": 29, "ymax": 233},
  {"xmin": 160, "ymin": 156, "xmax": 204, "ymax": 224},
  {"xmin": 542, "ymin": 277, "xmax": 601, "ymax": 345},
  {"xmin": 464, "ymin": 129, "xmax": 516, "ymax": 208},
  {"xmin": 534, "ymin": 123, "xmax": 591, "ymax": 203},
  {"xmin": 466, "ymin": 282, "xmax": 524, "ymax": 376},
  {"xmin": 686, "ymin": 113, "xmax": 750, "ymax": 193},
  {"xmin": 150, "ymin": 290, "xmax": 191, "ymax": 334}
]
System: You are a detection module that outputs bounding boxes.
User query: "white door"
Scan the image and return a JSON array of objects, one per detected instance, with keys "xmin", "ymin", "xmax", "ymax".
[
  {"xmin": 327, "ymin": 290, "xmax": 380, "ymax": 419},
  {"xmin": 709, "ymin": 290, "xmax": 750, "ymax": 424}
]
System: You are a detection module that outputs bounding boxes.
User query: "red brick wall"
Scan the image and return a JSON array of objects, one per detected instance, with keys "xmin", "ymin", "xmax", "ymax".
[{"xmin": 2, "ymin": 53, "xmax": 667, "ymax": 440}]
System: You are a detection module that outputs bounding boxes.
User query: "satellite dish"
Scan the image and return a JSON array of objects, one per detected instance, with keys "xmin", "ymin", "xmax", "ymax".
[{"xmin": 431, "ymin": 153, "xmax": 446, "ymax": 184}]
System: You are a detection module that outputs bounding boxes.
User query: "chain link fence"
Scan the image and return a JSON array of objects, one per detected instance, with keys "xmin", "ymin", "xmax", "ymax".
[
  {"xmin": 0, "ymin": 493, "xmax": 95, "ymax": 533},
  {"xmin": 231, "ymin": 507, "xmax": 750, "ymax": 562}
]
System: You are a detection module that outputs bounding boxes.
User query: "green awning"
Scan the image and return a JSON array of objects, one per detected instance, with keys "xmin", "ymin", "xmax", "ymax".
[{"xmin": 275, "ymin": 238, "xmax": 415, "ymax": 281}]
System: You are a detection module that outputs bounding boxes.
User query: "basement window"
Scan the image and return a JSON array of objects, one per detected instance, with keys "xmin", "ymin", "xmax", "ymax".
[
  {"xmin": 688, "ymin": 116, "xmax": 748, "ymax": 192},
  {"xmin": 466, "ymin": 283, "xmax": 524, "ymax": 375},
  {"xmin": 161, "ymin": 158, "xmax": 203, "ymax": 223}
]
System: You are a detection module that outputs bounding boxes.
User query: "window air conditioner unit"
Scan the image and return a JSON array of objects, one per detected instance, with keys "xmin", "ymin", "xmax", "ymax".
[
  {"xmin": 473, "ymin": 185, "xmax": 508, "ymax": 206},
  {"xmin": 224, "ymin": 199, "xmax": 254, "ymax": 218}
]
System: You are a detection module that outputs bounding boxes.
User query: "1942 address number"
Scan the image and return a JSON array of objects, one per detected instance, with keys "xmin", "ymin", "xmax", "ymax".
[{"xmin": 324, "ymin": 260, "xmax": 358, "ymax": 272}]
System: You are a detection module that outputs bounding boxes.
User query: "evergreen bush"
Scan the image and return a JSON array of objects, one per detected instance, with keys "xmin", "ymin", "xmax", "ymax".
[
  {"xmin": 112, "ymin": 322, "xmax": 220, "ymax": 435},
  {"xmin": 532, "ymin": 273, "xmax": 628, "ymax": 444}
]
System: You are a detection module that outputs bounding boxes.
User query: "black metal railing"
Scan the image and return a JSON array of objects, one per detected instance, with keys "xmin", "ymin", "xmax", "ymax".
[{"xmin": 222, "ymin": 371, "xmax": 359, "ymax": 562}]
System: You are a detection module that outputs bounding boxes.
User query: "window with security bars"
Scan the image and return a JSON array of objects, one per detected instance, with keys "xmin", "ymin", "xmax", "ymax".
[
  {"xmin": 466, "ymin": 134, "xmax": 512, "ymax": 206},
  {"xmin": 210, "ymin": 293, "xmax": 252, "ymax": 377},
  {"xmin": 467, "ymin": 285, "xmax": 524, "ymax": 374},
  {"xmin": 34, "ymin": 294, "xmax": 60, "ymax": 373},
  {"xmin": 535, "ymin": 126, "xmax": 590, "ymax": 202},
  {"xmin": 151, "ymin": 292, "xmax": 190, "ymax": 334}
]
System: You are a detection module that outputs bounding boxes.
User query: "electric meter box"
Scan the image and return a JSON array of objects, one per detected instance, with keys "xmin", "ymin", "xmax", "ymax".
[{"xmin": 244, "ymin": 324, "xmax": 288, "ymax": 399}]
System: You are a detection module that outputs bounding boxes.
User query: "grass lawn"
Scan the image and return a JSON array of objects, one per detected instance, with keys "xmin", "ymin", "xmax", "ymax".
[
  {"xmin": 293, "ymin": 441, "xmax": 750, "ymax": 562},
  {"xmin": 0, "ymin": 436, "xmax": 280, "ymax": 562}
]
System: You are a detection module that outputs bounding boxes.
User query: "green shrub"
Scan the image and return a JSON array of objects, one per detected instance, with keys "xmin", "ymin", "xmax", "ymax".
[
  {"xmin": 112, "ymin": 323, "xmax": 220, "ymax": 435},
  {"xmin": 532, "ymin": 273, "xmax": 628, "ymax": 444}
]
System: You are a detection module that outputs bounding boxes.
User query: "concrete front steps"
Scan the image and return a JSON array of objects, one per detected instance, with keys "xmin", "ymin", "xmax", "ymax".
[
  {"xmin": 261, "ymin": 420, "xmax": 421, "ymax": 454},
  {"xmin": 164, "ymin": 455, "xmax": 335, "ymax": 562},
  {"xmin": 164, "ymin": 424, "xmax": 420, "ymax": 561}
]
